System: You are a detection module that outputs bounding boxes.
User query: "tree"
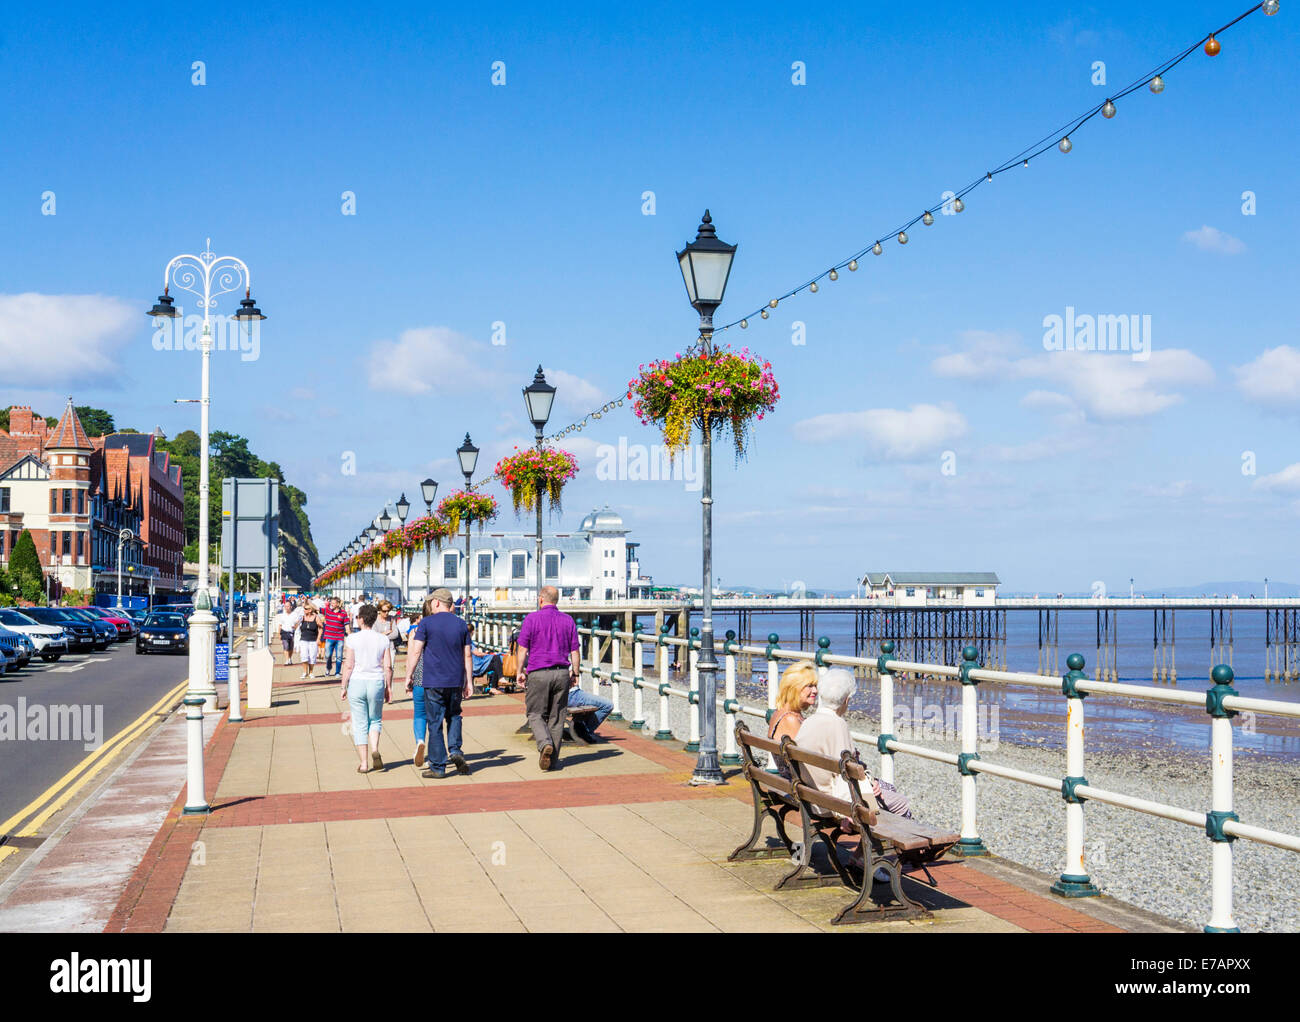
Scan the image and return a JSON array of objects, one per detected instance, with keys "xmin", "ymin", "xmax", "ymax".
[
  {"xmin": 43, "ymin": 416, "xmax": 57, "ymax": 429},
  {"xmin": 9, "ymin": 529, "xmax": 43, "ymax": 581},
  {"xmin": 75, "ymin": 406, "xmax": 115, "ymax": 437}
]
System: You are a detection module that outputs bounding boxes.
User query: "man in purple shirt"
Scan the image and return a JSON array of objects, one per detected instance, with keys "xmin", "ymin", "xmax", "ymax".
[{"xmin": 517, "ymin": 585, "xmax": 580, "ymax": 771}]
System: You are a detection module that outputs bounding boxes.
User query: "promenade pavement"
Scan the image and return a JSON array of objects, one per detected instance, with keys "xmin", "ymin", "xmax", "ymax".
[{"xmin": 6, "ymin": 635, "xmax": 1186, "ymax": 933}]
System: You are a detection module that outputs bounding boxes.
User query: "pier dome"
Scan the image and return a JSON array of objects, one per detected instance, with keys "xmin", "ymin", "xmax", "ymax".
[{"xmin": 579, "ymin": 506, "xmax": 627, "ymax": 534}]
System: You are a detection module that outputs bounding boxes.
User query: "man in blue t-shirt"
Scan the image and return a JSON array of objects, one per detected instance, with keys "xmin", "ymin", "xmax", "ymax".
[{"xmin": 404, "ymin": 588, "xmax": 473, "ymax": 778}]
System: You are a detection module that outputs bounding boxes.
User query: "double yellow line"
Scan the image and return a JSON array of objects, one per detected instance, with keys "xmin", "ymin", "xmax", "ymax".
[
  {"xmin": 0, "ymin": 677, "xmax": 191, "ymax": 865},
  {"xmin": 0, "ymin": 633, "xmax": 248, "ymax": 865}
]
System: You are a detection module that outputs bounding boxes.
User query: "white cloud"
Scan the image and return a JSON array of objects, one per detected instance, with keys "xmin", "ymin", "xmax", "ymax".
[
  {"xmin": 792, "ymin": 403, "xmax": 967, "ymax": 460},
  {"xmin": 932, "ymin": 333, "xmax": 1214, "ymax": 421},
  {"xmin": 0, "ymin": 293, "xmax": 137, "ymax": 387},
  {"xmin": 544, "ymin": 368, "xmax": 606, "ymax": 414},
  {"xmin": 1181, "ymin": 225, "xmax": 1246, "ymax": 255},
  {"xmin": 1234, "ymin": 346, "xmax": 1300, "ymax": 408},
  {"xmin": 1254, "ymin": 463, "xmax": 1300, "ymax": 495},
  {"xmin": 366, "ymin": 327, "xmax": 491, "ymax": 395}
]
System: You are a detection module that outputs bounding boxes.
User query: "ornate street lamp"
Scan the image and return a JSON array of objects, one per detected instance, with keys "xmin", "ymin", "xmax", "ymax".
[
  {"xmin": 457, "ymin": 434, "xmax": 479, "ymax": 610},
  {"xmin": 148, "ymin": 239, "xmax": 266, "ymax": 730},
  {"xmin": 395, "ymin": 494, "xmax": 410, "ymax": 607},
  {"xmin": 677, "ymin": 210, "xmax": 736, "ymax": 786},
  {"xmin": 420, "ymin": 478, "xmax": 438, "ymax": 600},
  {"xmin": 523, "ymin": 367, "xmax": 556, "ymax": 603}
]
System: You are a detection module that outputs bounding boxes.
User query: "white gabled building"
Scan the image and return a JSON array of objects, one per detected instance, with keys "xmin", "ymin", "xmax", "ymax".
[
  {"xmin": 861, "ymin": 572, "xmax": 1000, "ymax": 606},
  {"xmin": 403, "ymin": 506, "xmax": 653, "ymax": 603}
]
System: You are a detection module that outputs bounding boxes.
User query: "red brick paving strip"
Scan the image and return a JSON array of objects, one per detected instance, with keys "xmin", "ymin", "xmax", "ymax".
[{"xmin": 239, "ymin": 703, "xmax": 521, "ymax": 728}]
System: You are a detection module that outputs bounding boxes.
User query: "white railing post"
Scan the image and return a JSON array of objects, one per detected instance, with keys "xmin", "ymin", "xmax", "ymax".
[
  {"xmin": 721, "ymin": 629, "xmax": 739, "ymax": 765},
  {"xmin": 951, "ymin": 645, "xmax": 990, "ymax": 857},
  {"xmin": 609, "ymin": 627, "xmax": 623, "ymax": 721},
  {"xmin": 1205, "ymin": 664, "xmax": 1241, "ymax": 932},
  {"xmin": 876, "ymin": 640, "xmax": 896, "ymax": 786},
  {"xmin": 765, "ymin": 633, "xmax": 780, "ymax": 773},
  {"xmin": 631, "ymin": 624, "xmax": 646, "ymax": 732},
  {"xmin": 654, "ymin": 623, "xmax": 673, "ymax": 740},
  {"xmin": 1052, "ymin": 654, "xmax": 1100, "ymax": 897},
  {"xmin": 686, "ymin": 628, "xmax": 700, "ymax": 753}
]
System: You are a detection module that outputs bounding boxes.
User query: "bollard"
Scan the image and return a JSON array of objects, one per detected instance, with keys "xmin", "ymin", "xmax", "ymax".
[
  {"xmin": 951, "ymin": 646, "xmax": 989, "ymax": 856},
  {"xmin": 631, "ymin": 623, "xmax": 646, "ymax": 732},
  {"xmin": 1052, "ymin": 654, "xmax": 1100, "ymax": 896},
  {"xmin": 609, "ymin": 628, "xmax": 624, "ymax": 721},
  {"xmin": 655, "ymin": 624, "xmax": 674, "ymax": 740},
  {"xmin": 876, "ymin": 640, "xmax": 896, "ymax": 786},
  {"xmin": 183, "ymin": 695, "xmax": 209, "ymax": 815},
  {"xmin": 227, "ymin": 653, "xmax": 243, "ymax": 723},
  {"xmin": 1204, "ymin": 665, "xmax": 1241, "ymax": 932}
]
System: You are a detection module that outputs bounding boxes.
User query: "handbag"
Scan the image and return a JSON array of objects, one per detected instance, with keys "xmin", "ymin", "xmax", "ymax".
[{"xmin": 502, "ymin": 652, "xmax": 518, "ymax": 678}]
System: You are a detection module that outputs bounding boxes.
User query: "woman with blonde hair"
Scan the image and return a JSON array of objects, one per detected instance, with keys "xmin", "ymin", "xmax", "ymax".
[{"xmin": 767, "ymin": 661, "xmax": 819, "ymax": 778}]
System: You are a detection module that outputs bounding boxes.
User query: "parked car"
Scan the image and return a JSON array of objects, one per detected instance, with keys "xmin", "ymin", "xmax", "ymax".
[
  {"xmin": 0, "ymin": 624, "xmax": 33, "ymax": 668},
  {"xmin": 125, "ymin": 608, "xmax": 151, "ymax": 625},
  {"xmin": 135, "ymin": 612, "xmax": 189, "ymax": 655},
  {"xmin": 21, "ymin": 607, "xmax": 98, "ymax": 651},
  {"xmin": 59, "ymin": 609, "xmax": 115, "ymax": 650},
  {"xmin": 0, "ymin": 642, "xmax": 14, "ymax": 674},
  {"xmin": 0, "ymin": 608, "xmax": 68, "ymax": 661},
  {"xmin": 78, "ymin": 606, "xmax": 137, "ymax": 641}
]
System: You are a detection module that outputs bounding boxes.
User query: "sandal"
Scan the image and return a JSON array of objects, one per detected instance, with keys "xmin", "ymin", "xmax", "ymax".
[
  {"xmin": 356, "ymin": 766, "xmax": 369, "ymax": 774},
  {"xmin": 371, "ymin": 751, "xmax": 384, "ymax": 771}
]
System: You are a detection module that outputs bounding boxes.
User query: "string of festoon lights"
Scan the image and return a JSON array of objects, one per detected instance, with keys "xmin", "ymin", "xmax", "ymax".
[
  {"xmin": 705, "ymin": 0, "xmax": 1282, "ymax": 339},
  {"xmin": 467, "ymin": 0, "xmax": 1281, "ymax": 490}
]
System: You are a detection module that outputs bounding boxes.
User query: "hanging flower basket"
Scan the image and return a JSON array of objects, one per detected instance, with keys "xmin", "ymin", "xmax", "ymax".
[
  {"xmin": 494, "ymin": 446, "xmax": 579, "ymax": 518},
  {"xmin": 627, "ymin": 346, "xmax": 779, "ymax": 457},
  {"xmin": 437, "ymin": 491, "xmax": 499, "ymax": 534}
]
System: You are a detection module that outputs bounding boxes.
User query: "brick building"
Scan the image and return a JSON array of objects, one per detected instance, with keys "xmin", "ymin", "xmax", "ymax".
[{"xmin": 0, "ymin": 402, "xmax": 184, "ymax": 599}]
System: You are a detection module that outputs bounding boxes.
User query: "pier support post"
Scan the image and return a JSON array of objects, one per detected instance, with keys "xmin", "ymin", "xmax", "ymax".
[
  {"xmin": 1052, "ymin": 654, "xmax": 1100, "ymax": 897},
  {"xmin": 951, "ymin": 646, "xmax": 989, "ymax": 857},
  {"xmin": 1204, "ymin": 665, "xmax": 1240, "ymax": 932}
]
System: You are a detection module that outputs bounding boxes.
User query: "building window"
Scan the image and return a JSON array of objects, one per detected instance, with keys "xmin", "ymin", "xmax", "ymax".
[
  {"xmin": 77, "ymin": 490, "xmax": 85, "ymax": 514},
  {"xmin": 443, "ymin": 552, "xmax": 458, "ymax": 579},
  {"xmin": 62, "ymin": 532, "xmax": 72, "ymax": 556},
  {"xmin": 76, "ymin": 533, "xmax": 84, "ymax": 559},
  {"xmin": 477, "ymin": 552, "xmax": 492, "ymax": 579},
  {"xmin": 62, "ymin": 489, "xmax": 72, "ymax": 513},
  {"xmin": 905, "ymin": 587, "xmax": 916, "ymax": 597},
  {"xmin": 511, "ymin": 553, "xmax": 526, "ymax": 580},
  {"xmin": 50, "ymin": 491, "xmax": 57, "ymax": 513},
  {"xmin": 544, "ymin": 553, "xmax": 559, "ymax": 579},
  {"xmin": 0, "ymin": 487, "xmax": 8, "ymax": 512}
]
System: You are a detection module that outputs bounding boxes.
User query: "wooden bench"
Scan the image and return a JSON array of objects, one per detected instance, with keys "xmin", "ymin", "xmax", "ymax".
[
  {"xmin": 513, "ymin": 704, "xmax": 599, "ymax": 739},
  {"xmin": 731, "ymin": 721, "xmax": 959, "ymax": 925}
]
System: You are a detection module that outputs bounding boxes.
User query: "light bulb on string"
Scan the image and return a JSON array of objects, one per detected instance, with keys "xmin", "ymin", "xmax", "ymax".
[
  {"xmin": 768, "ymin": 298, "xmax": 778, "ymax": 309},
  {"xmin": 809, "ymin": 282, "xmax": 819, "ymax": 293},
  {"xmin": 1102, "ymin": 100, "xmax": 1116, "ymax": 118},
  {"xmin": 986, "ymin": 172, "xmax": 993, "ymax": 182},
  {"xmin": 898, "ymin": 231, "xmax": 908, "ymax": 245},
  {"xmin": 922, "ymin": 211, "xmax": 934, "ymax": 226},
  {"xmin": 1150, "ymin": 75, "xmax": 1165, "ymax": 93},
  {"xmin": 1205, "ymin": 35, "xmax": 1220, "ymax": 56},
  {"xmin": 740, "ymin": 319, "xmax": 748, "ymax": 329},
  {"xmin": 760, "ymin": 309, "xmax": 769, "ymax": 319},
  {"xmin": 1059, "ymin": 136, "xmax": 1072, "ymax": 153},
  {"xmin": 953, "ymin": 198, "xmax": 965, "ymax": 212},
  {"xmin": 1023, "ymin": 159, "xmax": 1029, "ymax": 168},
  {"xmin": 872, "ymin": 242, "xmax": 883, "ymax": 256},
  {"xmin": 828, "ymin": 268, "xmax": 838, "ymax": 281},
  {"xmin": 1264, "ymin": 0, "xmax": 1279, "ymax": 14},
  {"xmin": 848, "ymin": 259, "xmax": 858, "ymax": 271}
]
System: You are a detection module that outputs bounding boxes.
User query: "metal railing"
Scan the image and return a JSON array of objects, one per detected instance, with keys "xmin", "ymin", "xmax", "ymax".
[{"xmin": 471, "ymin": 609, "xmax": 1300, "ymax": 933}]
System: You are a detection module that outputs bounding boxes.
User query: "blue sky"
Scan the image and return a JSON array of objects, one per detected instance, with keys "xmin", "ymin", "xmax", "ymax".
[{"xmin": 2, "ymin": 0, "xmax": 1297, "ymax": 591}]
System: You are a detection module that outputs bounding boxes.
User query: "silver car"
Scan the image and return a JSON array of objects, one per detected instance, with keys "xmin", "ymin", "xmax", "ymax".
[{"xmin": 0, "ymin": 608, "xmax": 68, "ymax": 662}]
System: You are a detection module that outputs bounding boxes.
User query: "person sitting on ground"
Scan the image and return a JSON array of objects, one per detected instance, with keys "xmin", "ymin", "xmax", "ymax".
[
  {"xmin": 466, "ymin": 623, "xmax": 504, "ymax": 695},
  {"xmin": 767, "ymin": 662, "xmax": 820, "ymax": 778}
]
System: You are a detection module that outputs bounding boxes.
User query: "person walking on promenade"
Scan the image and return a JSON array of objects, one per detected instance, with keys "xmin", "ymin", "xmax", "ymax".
[
  {"xmin": 275, "ymin": 602, "xmax": 302, "ymax": 668},
  {"xmin": 298, "ymin": 603, "xmax": 322, "ymax": 679},
  {"xmin": 340, "ymin": 604, "xmax": 394, "ymax": 773},
  {"xmin": 404, "ymin": 588, "xmax": 472, "ymax": 779},
  {"xmin": 407, "ymin": 597, "xmax": 436, "ymax": 769},
  {"xmin": 321, "ymin": 597, "xmax": 350, "ymax": 677},
  {"xmin": 517, "ymin": 585, "xmax": 580, "ymax": 771}
]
